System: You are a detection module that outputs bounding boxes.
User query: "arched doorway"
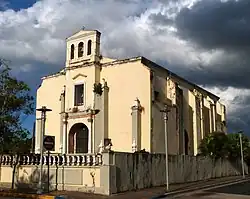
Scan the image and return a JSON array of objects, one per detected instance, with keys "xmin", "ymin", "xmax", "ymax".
[{"xmin": 68, "ymin": 123, "xmax": 89, "ymax": 153}]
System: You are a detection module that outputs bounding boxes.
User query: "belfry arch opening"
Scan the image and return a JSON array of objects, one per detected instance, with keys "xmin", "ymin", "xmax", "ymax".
[
  {"xmin": 70, "ymin": 44, "xmax": 75, "ymax": 59},
  {"xmin": 87, "ymin": 40, "xmax": 92, "ymax": 55},
  {"xmin": 78, "ymin": 42, "xmax": 84, "ymax": 57}
]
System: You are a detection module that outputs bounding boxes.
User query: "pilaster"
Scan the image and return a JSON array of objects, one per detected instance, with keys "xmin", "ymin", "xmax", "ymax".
[
  {"xmin": 200, "ymin": 97, "xmax": 204, "ymax": 139},
  {"xmin": 62, "ymin": 116, "xmax": 68, "ymax": 154},
  {"xmin": 103, "ymin": 80, "xmax": 109, "ymax": 140},
  {"xmin": 209, "ymin": 101, "xmax": 216, "ymax": 133},
  {"xmin": 213, "ymin": 103, "xmax": 217, "ymax": 131},
  {"xmin": 194, "ymin": 90, "xmax": 204, "ymax": 139},
  {"xmin": 100, "ymin": 151, "xmax": 117, "ymax": 195},
  {"xmin": 94, "ymin": 79, "xmax": 109, "ymax": 153},
  {"xmin": 131, "ymin": 98, "xmax": 142, "ymax": 152},
  {"xmin": 222, "ymin": 104, "xmax": 227, "ymax": 133},
  {"xmin": 88, "ymin": 122, "xmax": 92, "ymax": 153},
  {"xmin": 60, "ymin": 86, "xmax": 66, "ymax": 154},
  {"xmin": 192, "ymin": 89, "xmax": 204, "ymax": 154}
]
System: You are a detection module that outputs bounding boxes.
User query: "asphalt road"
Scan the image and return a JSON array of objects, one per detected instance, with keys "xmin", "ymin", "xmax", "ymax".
[{"xmin": 173, "ymin": 180, "xmax": 250, "ymax": 199}]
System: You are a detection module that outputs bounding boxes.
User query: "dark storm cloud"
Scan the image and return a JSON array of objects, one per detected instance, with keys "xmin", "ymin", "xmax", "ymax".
[
  {"xmin": 157, "ymin": 50, "xmax": 250, "ymax": 89},
  {"xmin": 10, "ymin": 60, "xmax": 63, "ymax": 94},
  {"xmin": 147, "ymin": 0, "xmax": 250, "ymax": 90},
  {"xmin": 173, "ymin": 0, "xmax": 250, "ymax": 89},
  {"xmin": 175, "ymin": 0, "xmax": 250, "ymax": 50},
  {"xmin": 226, "ymin": 95, "xmax": 250, "ymax": 133},
  {"xmin": 181, "ymin": 61, "xmax": 250, "ymax": 89}
]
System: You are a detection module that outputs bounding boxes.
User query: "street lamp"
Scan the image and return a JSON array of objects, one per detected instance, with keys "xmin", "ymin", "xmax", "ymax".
[
  {"xmin": 36, "ymin": 106, "xmax": 52, "ymax": 194},
  {"xmin": 160, "ymin": 105, "xmax": 171, "ymax": 192},
  {"xmin": 238, "ymin": 131, "xmax": 245, "ymax": 179}
]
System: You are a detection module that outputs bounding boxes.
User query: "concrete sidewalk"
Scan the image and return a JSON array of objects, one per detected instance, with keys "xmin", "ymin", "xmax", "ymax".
[
  {"xmin": 49, "ymin": 175, "xmax": 249, "ymax": 199},
  {"xmin": 0, "ymin": 175, "xmax": 247, "ymax": 199}
]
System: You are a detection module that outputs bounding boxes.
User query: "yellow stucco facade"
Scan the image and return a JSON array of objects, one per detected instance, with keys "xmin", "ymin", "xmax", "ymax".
[{"xmin": 35, "ymin": 30, "xmax": 226, "ymax": 155}]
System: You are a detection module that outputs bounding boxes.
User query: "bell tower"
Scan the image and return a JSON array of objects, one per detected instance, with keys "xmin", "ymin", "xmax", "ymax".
[{"xmin": 65, "ymin": 29, "xmax": 101, "ymax": 67}]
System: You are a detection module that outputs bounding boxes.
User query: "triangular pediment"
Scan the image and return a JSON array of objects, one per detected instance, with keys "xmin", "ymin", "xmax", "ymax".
[
  {"xmin": 66, "ymin": 30, "xmax": 100, "ymax": 41},
  {"xmin": 72, "ymin": 73, "xmax": 87, "ymax": 80}
]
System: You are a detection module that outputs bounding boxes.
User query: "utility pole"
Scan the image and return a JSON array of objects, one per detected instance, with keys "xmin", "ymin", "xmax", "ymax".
[
  {"xmin": 36, "ymin": 106, "xmax": 52, "ymax": 194},
  {"xmin": 160, "ymin": 105, "xmax": 171, "ymax": 192},
  {"xmin": 239, "ymin": 132, "xmax": 245, "ymax": 179}
]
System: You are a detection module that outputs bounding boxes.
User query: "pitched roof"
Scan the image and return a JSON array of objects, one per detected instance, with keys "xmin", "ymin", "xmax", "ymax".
[
  {"xmin": 66, "ymin": 30, "xmax": 101, "ymax": 41},
  {"xmin": 141, "ymin": 57, "xmax": 219, "ymax": 101}
]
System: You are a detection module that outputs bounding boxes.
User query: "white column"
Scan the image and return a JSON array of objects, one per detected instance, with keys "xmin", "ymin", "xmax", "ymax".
[
  {"xmin": 200, "ymin": 97, "xmax": 204, "ymax": 139},
  {"xmin": 213, "ymin": 104, "xmax": 217, "ymax": 131},
  {"xmin": 91, "ymin": 116, "xmax": 95, "ymax": 154},
  {"xmin": 60, "ymin": 87, "xmax": 66, "ymax": 154},
  {"xmin": 88, "ymin": 114, "xmax": 94, "ymax": 154},
  {"xmin": 209, "ymin": 102, "xmax": 217, "ymax": 132},
  {"xmin": 131, "ymin": 98, "xmax": 142, "ymax": 152},
  {"xmin": 209, "ymin": 102, "xmax": 214, "ymax": 133},
  {"xmin": 74, "ymin": 132, "xmax": 77, "ymax": 153},
  {"xmin": 62, "ymin": 120, "xmax": 68, "ymax": 154},
  {"xmin": 88, "ymin": 123, "xmax": 92, "ymax": 153}
]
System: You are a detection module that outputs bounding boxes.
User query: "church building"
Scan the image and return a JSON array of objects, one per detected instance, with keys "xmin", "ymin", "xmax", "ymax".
[{"xmin": 35, "ymin": 29, "xmax": 227, "ymax": 156}]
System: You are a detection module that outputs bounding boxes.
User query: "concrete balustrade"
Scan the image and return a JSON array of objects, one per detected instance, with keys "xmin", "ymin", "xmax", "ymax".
[{"xmin": 0, "ymin": 153, "xmax": 103, "ymax": 166}]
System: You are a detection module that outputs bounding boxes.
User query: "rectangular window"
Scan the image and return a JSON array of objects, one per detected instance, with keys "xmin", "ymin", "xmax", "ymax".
[{"xmin": 74, "ymin": 84, "xmax": 84, "ymax": 106}]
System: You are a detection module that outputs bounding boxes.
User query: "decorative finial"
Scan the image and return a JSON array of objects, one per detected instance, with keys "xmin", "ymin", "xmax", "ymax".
[
  {"xmin": 98, "ymin": 140, "xmax": 104, "ymax": 154},
  {"xmin": 102, "ymin": 78, "xmax": 108, "ymax": 87},
  {"xmin": 132, "ymin": 138, "xmax": 137, "ymax": 152},
  {"xmin": 133, "ymin": 98, "xmax": 140, "ymax": 107}
]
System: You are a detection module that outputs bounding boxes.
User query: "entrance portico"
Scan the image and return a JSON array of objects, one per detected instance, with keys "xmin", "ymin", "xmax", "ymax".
[
  {"xmin": 68, "ymin": 123, "xmax": 89, "ymax": 153},
  {"xmin": 66, "ymin": 115, "xmax": 93, "ymax": 154}
]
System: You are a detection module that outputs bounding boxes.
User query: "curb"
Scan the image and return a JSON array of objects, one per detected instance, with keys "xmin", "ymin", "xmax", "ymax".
[
  {"xmin": 0, "ymin": 191, "xmax": 68, "ymax": 199},
  {"xmin": 0, "ymin": 178, "xmax": 248, "ymax": 199},
  {"xmin": 0, "ymin": 191, "xmax": 37, "ymax": 198},
  {"xmin": 151, "ymin": 177, "xmax": 250, "ymax": 199},
  {"xmin": 197, "ymin": 177, "xmax": 250, "ymax": 192},
  {"xmin": 38, "ymin": 195, "xmax": 68, "ymax": 199}
]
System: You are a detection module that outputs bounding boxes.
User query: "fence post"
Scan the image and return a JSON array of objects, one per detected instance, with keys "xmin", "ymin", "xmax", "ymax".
[{"xmin": 100, "ymin": 151, "xmax": 117, "ymax": 195}]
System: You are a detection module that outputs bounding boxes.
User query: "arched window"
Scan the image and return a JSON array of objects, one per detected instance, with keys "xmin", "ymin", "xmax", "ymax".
[
  {"xmin": 78, "ymin": 42, "xmax": 84, "ymax": 57},
  {"xmin": 87, "ymin": 40, "xmax": 92, "ymax": 55},
  {"xmin": 70, "ymin": 44, "xmax": 75, "ymax": 59}
]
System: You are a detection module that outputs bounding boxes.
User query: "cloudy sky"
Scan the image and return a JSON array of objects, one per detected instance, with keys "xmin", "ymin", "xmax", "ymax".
[{"xmin": 0, "ymin": 0, "xmax": 249, "ymax": 134}]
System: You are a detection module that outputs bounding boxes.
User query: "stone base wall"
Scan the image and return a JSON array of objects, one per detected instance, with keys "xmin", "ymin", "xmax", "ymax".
[
  {"xmin": 112, "ymin": 152, "xmax": 248, "ymax": 192},
  {"xmin": 0, "ymin": 165, "xmax": 102, "ymax": 194}
]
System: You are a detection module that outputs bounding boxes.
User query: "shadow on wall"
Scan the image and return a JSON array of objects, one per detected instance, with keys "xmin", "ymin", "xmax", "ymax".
[
  {"xmin": 15, "ymin": 166, "xmax": 56, "ymax": 193},
  {"xmin": 228, "ymin": 159, "xmax": 247, "ymax": 176},
  {"xmin": 113, "ymin": 152, "xmax": 248, "ymax": 193}
]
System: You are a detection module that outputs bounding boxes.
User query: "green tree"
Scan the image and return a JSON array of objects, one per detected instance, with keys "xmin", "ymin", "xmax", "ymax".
[
  {"xmin": 199, "ymin": 131, "xmax": 250, "ymax": 164},
  {"xmin": 227, "ymin": 133, "xmax": 250, "ymax": 160},
  {"xmin": 0, "ymin": 59, "xmax": 34, "ymax": 154},
  {"xmin": 199, "ymin": 132, "xmax": 229, "ymax": 159}
]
